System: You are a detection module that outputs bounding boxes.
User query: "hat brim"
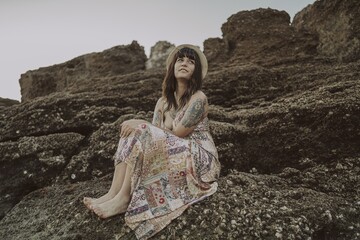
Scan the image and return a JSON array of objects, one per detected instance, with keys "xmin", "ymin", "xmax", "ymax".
[{"xmin": 166, "ymin": 44, "xmax": 208, "ymax": 80}]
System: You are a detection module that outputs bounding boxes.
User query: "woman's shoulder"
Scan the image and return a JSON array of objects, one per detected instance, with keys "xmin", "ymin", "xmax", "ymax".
[
  {"xmin": 193, "ymin": 90, "xmax": 207, "ymax": 98},
  {"xmin": 184, "ymin": 91, "xmax": 208, "ymax": 110},
  {"xmin": 154, "ymin": 97, "xmax": 166, "ymax": 110},
  {"xmin": 156, "ymin": 97, "xmax": 166, "ymax": 104},
  {"xmin": 191, "ymin": 90, "xmax": 207, "ymax": 101}
]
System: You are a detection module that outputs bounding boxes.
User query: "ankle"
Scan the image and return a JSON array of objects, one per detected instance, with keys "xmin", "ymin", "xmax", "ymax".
[
  {"xmin": 107, "ymin": 190, "xmax": 117, "ymax": 198},
  {"xmin": 122, "ymin": 194, "xmax": 131, "ymax": 203},
  {"xmin": 114, "ymin": 192, "xmax": 131, "ymax": 203}
]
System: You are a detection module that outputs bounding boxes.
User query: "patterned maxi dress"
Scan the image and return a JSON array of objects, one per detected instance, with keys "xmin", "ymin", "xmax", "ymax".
[{"xmin": 113, "ymin": 100, "xmax": 221, "ymax": 239}]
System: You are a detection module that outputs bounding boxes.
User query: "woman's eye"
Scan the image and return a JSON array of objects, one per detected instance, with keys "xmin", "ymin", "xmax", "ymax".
[
  {"xmin": 177, "ymin": 58, "xmax": 183, "ymax": 62},
  {"xmin": 189, "ymin": 60, "xmax": 195, "ymax": 64}
]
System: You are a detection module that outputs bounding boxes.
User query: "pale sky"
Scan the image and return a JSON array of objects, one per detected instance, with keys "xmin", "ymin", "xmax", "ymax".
[{"xmin": 0, "ymin": 0, "xmax": 315, "ymax": 101}]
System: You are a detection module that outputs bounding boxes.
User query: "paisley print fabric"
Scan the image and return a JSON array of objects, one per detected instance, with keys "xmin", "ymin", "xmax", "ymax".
[{"xmin": 113, "ymin": 103, "xmax": 220, "ymax": 239}]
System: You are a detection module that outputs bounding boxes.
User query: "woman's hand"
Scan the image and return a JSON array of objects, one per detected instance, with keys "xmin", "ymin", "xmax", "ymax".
[{"xmin": 120, "ymin": 119, "xmax": 147, "ymax": 138}]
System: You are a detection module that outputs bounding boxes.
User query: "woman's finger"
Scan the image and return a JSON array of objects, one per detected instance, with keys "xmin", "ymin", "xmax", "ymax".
[
  {"xmin": 120, "ymin": 125, "xmax": 132, "ymax": 138},
  {"xmin": 126, "ymin": 127, "xmax": 135, "ymax": 137},
  {"xmin": 119, "ymin": 122, "xmax": 138, "ymax": 138},
  {"xmin": 120, "ymin": 124, "xmax": 128, "ymax": 137},
  {"xmin": 120, "ymin": 125, "xmax": 125, "ymax": 136}
]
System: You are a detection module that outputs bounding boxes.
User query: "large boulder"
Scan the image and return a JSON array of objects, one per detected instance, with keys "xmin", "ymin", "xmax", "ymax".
[
  {"xmin": 19, "ymin": 41, "xmax": 147, "ymax": 102},
  {"xmin": 0, "ymin": 97, "xmax": 19, "ymax": 109},
  {"xmin": 204, "ymin": 8, "xmax": 318, "ymax": 67},
  {"xmin": 145, "ymin": 41, "xmax": 175, "ymax": 70},
  {"xmin": 292, "ymin": 0, "xmax": 360, "ymax": 62},
  {"xmin": 0, "ymin": 133, "xmax": 84, "ymax": 219}
]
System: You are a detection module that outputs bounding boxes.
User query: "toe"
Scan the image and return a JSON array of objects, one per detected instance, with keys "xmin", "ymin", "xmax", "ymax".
[{"xmin": 93, "ymin": 207, "xmax": 103, "ymax": 218}]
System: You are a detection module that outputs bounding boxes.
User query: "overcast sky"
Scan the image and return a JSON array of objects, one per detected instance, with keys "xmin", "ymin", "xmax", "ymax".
[{"xmin": 0, "ymin": 0, "xmax": 315, "ymax": 101}]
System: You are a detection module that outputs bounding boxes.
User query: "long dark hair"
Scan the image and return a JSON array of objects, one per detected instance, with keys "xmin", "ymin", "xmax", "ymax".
[{"xmin": 162, "ymin": 47, "xmax": 203, "ymax": 112}]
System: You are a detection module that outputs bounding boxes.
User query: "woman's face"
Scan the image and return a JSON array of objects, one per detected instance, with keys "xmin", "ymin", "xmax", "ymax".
[{"xmin": 174, "ymin": 56, "xmax": 195, "ymax": 81}]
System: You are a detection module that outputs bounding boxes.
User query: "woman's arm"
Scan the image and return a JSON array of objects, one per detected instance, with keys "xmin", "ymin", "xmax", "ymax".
[
  {"xmin": 151, "ymin": 97, "xmax": 176, "ymax": 134},
  {"xmin": 172, "ymin": 92, "xmax": 208, "ymax": 138},
  {"xmin": 120, "ymin": 94, "xmax": 207, "ymax": 139},
  {"xmin": 120, "ymin": 97, "xmax": 168, "ymax": 138},
  {"xmin": 120, "ymin": 119, "xmax": 148, "ymax": 138},
  {"xmin": 152, "ymin": 97, "xmax": 164, "ymax": 127}
]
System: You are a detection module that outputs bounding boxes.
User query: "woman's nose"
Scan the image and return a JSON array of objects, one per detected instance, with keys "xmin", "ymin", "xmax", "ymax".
[{"xmin": 181, "ymin": 59, "xmax": 188, "ymax": 66}]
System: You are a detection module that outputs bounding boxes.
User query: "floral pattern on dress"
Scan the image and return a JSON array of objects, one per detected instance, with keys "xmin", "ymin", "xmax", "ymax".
[{"xmin": 113, "ymin": 103, "xmax": 220, "ymax": 239}]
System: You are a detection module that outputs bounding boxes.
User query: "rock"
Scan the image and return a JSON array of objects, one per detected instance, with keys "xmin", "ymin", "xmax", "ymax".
[
  {"xmin": 145, "ymin": 41, "xmax": 175, "ymax": 70},
  {"xmin": 0, "ymin": 97, "xmax": 19, "ymax": 108},
  {"xmin": 204, "ymin": 8, "xmax": 318, "ymax": 67},
  {"xmin": 19, "ymin": 41, "xmax": 147, "ymax": 102},
  {"xmin": 0, "ymin": 133, "xmax": 84, "ymax": 219},
  {"xmin": 293, "ymin": 0, "xmax": 360, "ymax": 62},
  {"xmin": 203, "ymin": 37, "xmax": 229, "ymax": 66},
  {"xmin": 0, "ymin": 171, "xmax": 358, "ymax": 239},
  {"xmin": 1, "ymin": 0, "xmax": 360, "ymax": 239}
]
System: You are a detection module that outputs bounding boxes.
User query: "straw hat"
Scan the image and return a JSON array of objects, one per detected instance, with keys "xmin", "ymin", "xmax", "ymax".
[{"xmin": 166, "ymin": 44, "xmax": 208, "ymax": 80}]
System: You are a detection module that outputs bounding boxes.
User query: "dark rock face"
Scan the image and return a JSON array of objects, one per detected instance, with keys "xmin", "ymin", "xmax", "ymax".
[
  {"xmin": 1, "ymin": 1, "xmax": 360, "ymax": 239},
  {"xmin": 19, "ymin": 41, "xmax": 147, "ymax": 102},
  {"xmin": 204, "ymin": 8, "xmax": 319, "ymax": 67},
  {"xmin": 293, "ymin": 0, "xmax": 360, "ymax": 61},
  {"xmin": 0, "ymin": 97, "xmax": 19, "ymax": 109},
  {"xmin": 1, "ymin": 169, "xmax": 358, "ymax": 239},
  {"xmin": 0, "ymin": 133, "xmax": 84, "ymax": 219}
]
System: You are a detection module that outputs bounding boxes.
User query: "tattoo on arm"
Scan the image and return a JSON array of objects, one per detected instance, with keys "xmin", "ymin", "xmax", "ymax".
[
  {"xmin": 181, "ymin": 98, "xmax": 206, "ymax": 128},
  {"xmin": 152, "ymin": 109, "xmax": 162, "ymax": 126}
]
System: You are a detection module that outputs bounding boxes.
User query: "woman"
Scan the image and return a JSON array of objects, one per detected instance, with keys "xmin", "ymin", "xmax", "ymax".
[{"xmin": 83, "ymin": 44, "xmax": 220, "ymax": 239}]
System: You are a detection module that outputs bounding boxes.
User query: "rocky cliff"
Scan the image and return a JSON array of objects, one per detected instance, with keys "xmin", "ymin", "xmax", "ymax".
[
  {"xmin": 1, "ymin": 0, "xmax": 359, "ymax": 239},
  {"xmin": 292, "ymin": 0, "xmax": 360, "ymax": 62},
  {"xmin": 0, "ymin": 97, "xmax": 19, "ymax": 109},
  {"xmin": 19, "ymin": 41, "xmax": 147, "ymax": 102}
]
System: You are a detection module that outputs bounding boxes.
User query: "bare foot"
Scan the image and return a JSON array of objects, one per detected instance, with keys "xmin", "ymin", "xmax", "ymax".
[
  {"xmin": 92, "ymin": 196, "xmax": 130, "ymax": 219},
  {"xmin": 83, "ymin": 197, "xmax": 94, "ymax": 210},
  {"xmin": 83, "ymin": 192, "xmax": 115, "ymax": 210}
]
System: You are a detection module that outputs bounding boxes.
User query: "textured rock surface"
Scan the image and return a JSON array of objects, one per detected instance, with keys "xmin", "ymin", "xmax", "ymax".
[
  {"xmin": 204, "ymin": 8, "xmax": 318, "ymax": 67},
  {"xmin": 145, "ymin": 41, "xmax": 175, "ymax": 70},
  {"xmin": 19, "ymin": 41, "xmax": 147, "ymax": 102},
  {"xmin": 0, "ymin": 168, "xmax": 359, "ymax": 239},
  {"xmin": 293, "ymin": 0, "xmax": 360, "ymax": 61},
  {"xmin": 0, "ymin": 97, "xmax": 19, "ymax": 109},
  {"xmin": 1, "ymin": 1, "xmax": 360, "ymax": 239}
]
